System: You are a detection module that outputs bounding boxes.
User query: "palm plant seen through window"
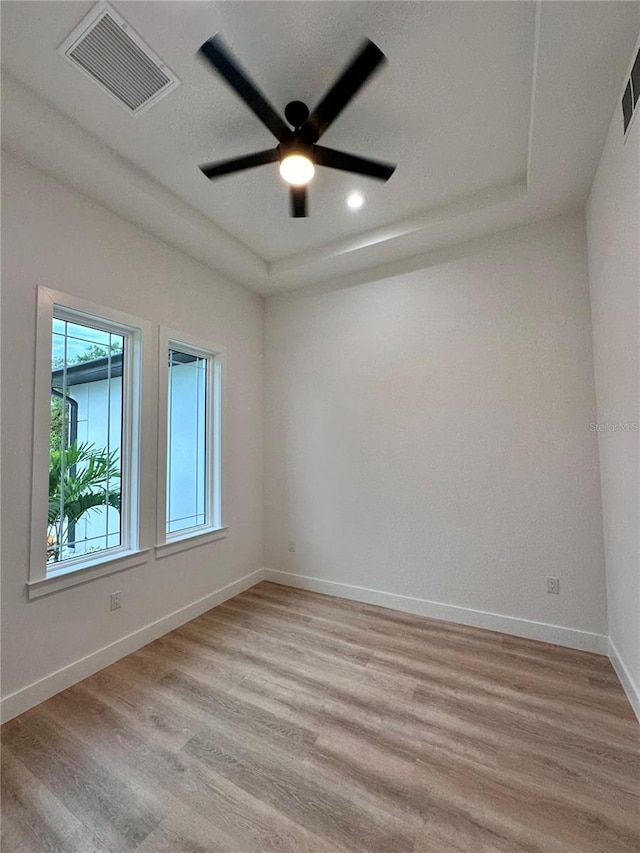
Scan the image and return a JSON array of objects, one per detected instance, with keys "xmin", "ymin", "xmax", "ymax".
[{"xmin": 49, "ymin": 318, "xmax": 124, "ymax": 565}]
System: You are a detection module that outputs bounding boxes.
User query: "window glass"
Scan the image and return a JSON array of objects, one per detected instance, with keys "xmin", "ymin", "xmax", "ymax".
[
  {"xmin": 166, "ymin": 348, "xmax": 208, "ymax": 535},
  {"xmin": 48, "ymin": 318, "xmax": 124, "ymax": 566}
]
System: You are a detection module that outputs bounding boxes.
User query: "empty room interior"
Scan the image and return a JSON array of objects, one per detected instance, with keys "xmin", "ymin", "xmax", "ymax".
[{"xmin": 1, "ymin": 1, "xmax": 639, "ymax": 850}]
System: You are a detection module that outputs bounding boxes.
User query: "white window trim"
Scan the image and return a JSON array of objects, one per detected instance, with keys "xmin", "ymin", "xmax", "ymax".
[
  {"xmin": 155, "ymin": 327, "xmax": 227, "ymax": 557},
  {"xmin": 27, "ymin": 549, "xmax": 151, "ymax": 600},
  {"xmin": 29, "ymin": 287, "xmax": 152, "ymax": 597}
]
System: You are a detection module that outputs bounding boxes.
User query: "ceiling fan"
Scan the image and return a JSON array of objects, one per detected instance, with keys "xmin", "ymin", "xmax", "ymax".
[{"xmin": 197, "ymin": 35, "xmax": 396, "ymax": 217}]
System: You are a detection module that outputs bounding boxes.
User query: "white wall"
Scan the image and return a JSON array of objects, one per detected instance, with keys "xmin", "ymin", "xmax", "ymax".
[
  {"xmin": 264, "ymin": 214, "xmax": 607, "ymax": 648},
  {"xmin": 586, "ymin": 50, "xmax": 640, "ymax": 714},
  {"xmin": 0, "ymin": 152, "xmax": 264, "ymax": 713}
]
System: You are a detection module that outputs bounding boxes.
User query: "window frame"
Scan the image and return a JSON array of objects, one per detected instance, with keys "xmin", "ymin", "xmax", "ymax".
[
  {"xmin": 155, "ymin": 327, "xmax": 227, "ymax": 558},
  {"xmin": 28, "ymin": 287, "xmax": 151, "ymax": 599}
]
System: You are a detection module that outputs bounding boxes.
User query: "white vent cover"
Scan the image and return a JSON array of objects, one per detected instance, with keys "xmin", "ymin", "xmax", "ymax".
[{"xmin": 58, "ymin": 3, "xmax": 179, "ymax": 115}]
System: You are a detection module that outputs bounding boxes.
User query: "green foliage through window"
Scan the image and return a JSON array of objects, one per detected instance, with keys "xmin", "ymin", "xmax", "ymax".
[{"xmin": 48, "ymin": 441, "xmax": 121, "ymax": 562}]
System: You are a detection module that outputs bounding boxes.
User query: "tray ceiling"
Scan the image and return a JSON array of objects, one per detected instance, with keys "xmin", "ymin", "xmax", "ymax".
[{"xmin": 2, "ymin": 1, "xmax": 639, "ymax": 293}]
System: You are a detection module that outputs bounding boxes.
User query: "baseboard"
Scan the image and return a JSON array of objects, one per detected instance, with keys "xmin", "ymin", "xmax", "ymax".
[
  {"xmin": 264, "ymin": 569, "xmax": 608, "ymax": 655},
  {"xmin": 608, "ymin": 638, "xmax": 640, "ymax": 724},
  {"xmin": 1, "ymin": 568, "xmax": 265, "ymax": 724}
]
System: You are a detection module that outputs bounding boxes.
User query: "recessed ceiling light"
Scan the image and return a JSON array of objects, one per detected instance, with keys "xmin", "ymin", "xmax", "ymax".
[{"xmin": 347, "ymin": 192, "xmax": 364, "ymax": 209}]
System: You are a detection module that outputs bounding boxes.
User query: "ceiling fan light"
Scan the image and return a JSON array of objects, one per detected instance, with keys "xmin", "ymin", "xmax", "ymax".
[{"xmin": 279, "ymin": 154, "xmax": 315, "ymax": 186}]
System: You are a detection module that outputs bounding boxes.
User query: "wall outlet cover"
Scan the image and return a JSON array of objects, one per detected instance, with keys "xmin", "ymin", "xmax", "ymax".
[{"xmin": 546, "ymin": 577, "xmax": 560, "ymax": 594}]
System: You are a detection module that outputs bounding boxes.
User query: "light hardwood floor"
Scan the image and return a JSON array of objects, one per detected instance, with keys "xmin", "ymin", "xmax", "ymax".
[{"xmin": 2, "ymin": 581, "xmax": 639, "ymax": 852}]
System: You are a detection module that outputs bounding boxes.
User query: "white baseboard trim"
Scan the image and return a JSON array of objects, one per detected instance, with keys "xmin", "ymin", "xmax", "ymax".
[
  {"xmin": 8, "ymin": 568, "xmax": 632, "ymax": 726},
  {"xmin": 1, "ymin": 568, "xmax": 265, "ymax": 724},
  {"xmin": 264, "ymin": 569, "xmax": 608, "ymax": 655},
  {"xmin": 608, "ymin": 637, "xmax": 640, "ymax": 724}
]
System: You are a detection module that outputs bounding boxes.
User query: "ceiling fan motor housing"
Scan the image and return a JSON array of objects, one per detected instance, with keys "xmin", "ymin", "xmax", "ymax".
[
  {"xmin": 278, "ymin": 137, "xmax": 314, "ymax": 162},
  {"xmin": 284, "ymin": 100, "xmax": 310, "ymax": 129}
]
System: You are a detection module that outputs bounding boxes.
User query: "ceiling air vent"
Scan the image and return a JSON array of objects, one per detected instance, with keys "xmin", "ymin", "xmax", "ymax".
[{"xmin": 58, "ymin": 3, "xmax": 179, "ymax": 116}]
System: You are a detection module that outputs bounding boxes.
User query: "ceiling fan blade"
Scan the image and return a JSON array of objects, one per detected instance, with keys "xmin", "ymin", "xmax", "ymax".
[
  {"xmin": 290, "ymin": 186, "xmax": 307, "ymax": 217},
  {"xmin": 199, "ymin": 36, "xmax": 290, "ymax": 141},
  {"xmin": 313, "ymin": 146, "xmax": 396, "ymax": 181},
  {"xmin": 300, "ymin": 40, "xmax": 386, "ymax": 142},
  {"xmin": 199, "ymin": 148, "xmax": 279, "ymax": 179}
]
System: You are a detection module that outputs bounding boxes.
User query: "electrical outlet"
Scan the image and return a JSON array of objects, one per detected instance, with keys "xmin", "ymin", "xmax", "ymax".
[
  {"xmin": 110, "ymin": 590, "xmax": 122, "ymax": 611},
  {"xmin": 288, "ymin": 538, "xmax": 296, "ymax": 553},
  {"xmin": 546, "ymin": 577, "xmax": 560, "ymax": 595}
]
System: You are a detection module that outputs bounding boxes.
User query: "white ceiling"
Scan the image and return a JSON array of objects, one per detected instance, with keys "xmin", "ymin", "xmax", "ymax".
[{"xmin": 2, "ymin": 1, "xmax": 639, "ymax": 294}]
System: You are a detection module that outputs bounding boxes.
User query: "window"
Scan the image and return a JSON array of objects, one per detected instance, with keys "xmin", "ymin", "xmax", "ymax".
[
  {"xmin": 29, "ymin": 288, "xmax": 149, "ymax": 597},
  {"xmin": 49, "ymin": 318, "xmax": 124, "ymax": 564},
  {"xmin": 166, "ymin": 347, "xmax": 208, "ymax": 534},
  {"xmin": 156, "ymin": 331, "xmax": 225, "ymax": 556}
]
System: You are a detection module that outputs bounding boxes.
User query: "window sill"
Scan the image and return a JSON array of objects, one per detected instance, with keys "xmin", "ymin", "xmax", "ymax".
[
  {"xmin": 154, "ymin": 526, "xmax": 228, "ymax": 560},
  {"xmin": 27, "ymin": 549, "xmax": 150, "ymax": 600}
]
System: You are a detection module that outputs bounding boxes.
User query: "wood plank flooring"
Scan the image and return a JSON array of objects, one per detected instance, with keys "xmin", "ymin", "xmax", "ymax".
[{"xmin": 2, "ymin": 581, "xmax": 639, "ymax": 852}]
